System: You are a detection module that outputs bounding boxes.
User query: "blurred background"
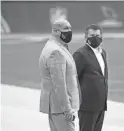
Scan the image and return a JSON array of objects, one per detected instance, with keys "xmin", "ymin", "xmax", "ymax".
[
  {"xmin": 1, "ymin": 1, "xmax": 124, "ymax": 102},
  {"xmin": 1, "ymin": 1, "xmax": 124, "ymax": 131},
  {"xmin": 1, "ymin": 1, "xmax": 124, "ymax": 33}
]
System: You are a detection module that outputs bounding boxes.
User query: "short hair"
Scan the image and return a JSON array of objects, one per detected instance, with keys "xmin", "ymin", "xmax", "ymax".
[
  {"xmin": 85, "ymin": 24, "xmax": 102, "ymax": 36},
  {"xmin": 52, "ymin": 19, "xmax": 71, "ymax": 32}
]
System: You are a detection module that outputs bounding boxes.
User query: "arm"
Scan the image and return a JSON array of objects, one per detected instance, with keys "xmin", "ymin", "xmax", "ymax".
[
  {"xmin": 103, "ymin": 49, "xmax": 109, "ymax": 79},
  {"xmin": 47, "ymin": 50, "xmax": 71, "ymax": 112},
  {"xmin": 73, "ymin": 52, "xmax": 85, "ymax": 78}
]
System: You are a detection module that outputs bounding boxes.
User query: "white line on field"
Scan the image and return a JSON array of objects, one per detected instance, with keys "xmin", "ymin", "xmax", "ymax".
[{"xmin": 1, "ymin": 33, "xmax": 124, "ymax": 44}]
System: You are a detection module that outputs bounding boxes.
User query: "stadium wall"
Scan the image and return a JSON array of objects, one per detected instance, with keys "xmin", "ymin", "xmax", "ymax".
[{"xmin": 1, "ymin": 1, "xmax": 124, "ymax": 33}]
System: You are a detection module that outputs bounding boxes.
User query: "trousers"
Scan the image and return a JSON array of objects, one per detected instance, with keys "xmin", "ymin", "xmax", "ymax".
[
  {"xmin": 49, "ymin": 112, "xmax": 79, "ymax": 131},
  {"xmin": 78, "ymin": 110, "xmax": 105, "ymax": 131}
]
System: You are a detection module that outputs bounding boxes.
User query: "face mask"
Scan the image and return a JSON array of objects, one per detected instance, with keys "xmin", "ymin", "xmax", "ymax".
[
  {"xmin": 87, "ymin": 36, "xmax": 102, "ymax": 48},
  {"xmin": 60, "ymin": 31, "xmax": 72, "ymax": 43}
]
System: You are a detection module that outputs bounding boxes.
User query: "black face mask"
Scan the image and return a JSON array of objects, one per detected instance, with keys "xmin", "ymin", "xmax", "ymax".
[
  {"xmin": 87, "ymin": 36, "xmax": 102, "ymax": 48},
  {"xmin": 60, "ymin": 31, "xmax": 72, "ymax": 43}
]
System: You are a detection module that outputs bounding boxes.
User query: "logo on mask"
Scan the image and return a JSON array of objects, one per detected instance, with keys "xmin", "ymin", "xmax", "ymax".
[{"xmin": 60, "ymin": 31, "xmax": 72, "ymax": 43}]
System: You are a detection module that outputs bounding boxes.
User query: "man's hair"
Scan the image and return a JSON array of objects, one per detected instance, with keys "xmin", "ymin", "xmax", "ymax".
[{"xmin": 85, "ymin": 24, "xmax": 102, "ymax": 36}]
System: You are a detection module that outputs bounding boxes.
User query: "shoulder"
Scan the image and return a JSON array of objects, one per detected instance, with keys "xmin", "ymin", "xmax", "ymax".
[
  {"xmin": 73, "ymin": 45, "xmax": 87, "ymax": 62},
  {"xmin": 102, "ymin": 48, "xmax": 106, "ymax": 53},
  {"xmin": 47, "ymin": 50, "xmax": 66, "ymax": 68},
  {"xmin": 43, "ymin": 39, "xmax": 62, "ymax": 54},
  {"xmin": 73, "ymin": 45, "xmax": 87, "ymax": 56},
  {"xmin": 41, "ymin": 39, "xmax": 64, "ymax": 62},
  {"xmin": 102, "ymin": 48, "xmax": 107, "ymax": 57}
]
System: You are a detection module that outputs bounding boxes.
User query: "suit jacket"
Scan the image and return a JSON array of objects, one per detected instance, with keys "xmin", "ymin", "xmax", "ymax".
[
  {"xmin": 73, "ymin": 44, "xmax": 108, "ymax": 112},
  {"xmin": 39, "ymin": 36, "xmax": 80, "ymax": 114}
]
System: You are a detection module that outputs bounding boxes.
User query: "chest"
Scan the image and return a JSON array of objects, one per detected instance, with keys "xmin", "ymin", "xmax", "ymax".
[
  {"xmin": 94, "ymin": 52, "xmax": 105, "ymax": 69},
  {"xmin": 62, "ymin": 49, "xmax": 77, "ymax": 75},
  {"xmin": 83, "ymin": 50, "xmax": 106, "ymax": 76}
]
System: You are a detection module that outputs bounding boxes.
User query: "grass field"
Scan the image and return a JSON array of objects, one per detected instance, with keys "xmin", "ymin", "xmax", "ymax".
[{"xmin": 1, "ymin": 34, "xmax": 124, "ymax": 103}]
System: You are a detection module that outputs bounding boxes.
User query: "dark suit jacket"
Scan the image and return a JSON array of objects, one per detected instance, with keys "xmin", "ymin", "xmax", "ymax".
[{"xmin": 73, "ymin": 44, "xmax": 108, "ymax": 112}]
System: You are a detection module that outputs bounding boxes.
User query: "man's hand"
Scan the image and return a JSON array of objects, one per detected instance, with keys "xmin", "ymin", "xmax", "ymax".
[{"xmin": 64, "ymin": 109, "xmax": 75, "ymax": 121}]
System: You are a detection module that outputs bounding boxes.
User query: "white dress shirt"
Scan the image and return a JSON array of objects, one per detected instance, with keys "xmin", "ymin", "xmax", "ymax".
[{"xmin": 87, "ymin": 43, "xmax": 105, "ymax": 76}]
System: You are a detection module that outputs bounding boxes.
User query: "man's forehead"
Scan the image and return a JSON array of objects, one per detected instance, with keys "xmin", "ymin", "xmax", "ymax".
[
  {"xmin": 88, "ymin": 29, "xmax": 101, "ymax": 35},
  {"xmin": 53, "ymin": 19, "xmax": 71, "ymax": 31}
]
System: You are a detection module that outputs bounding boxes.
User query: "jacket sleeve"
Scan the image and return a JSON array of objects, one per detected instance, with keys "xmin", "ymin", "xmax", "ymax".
[
  {"xmin": 73, "ymin": 51, "xmax": 85, "ymax": 78},
  {"xmin": 102, "ymin": 49, "xmax": 109, "ymax": 79},
  {"xmin": 47, "ymin": 50, "xmax": 71, "ymax": 112}
]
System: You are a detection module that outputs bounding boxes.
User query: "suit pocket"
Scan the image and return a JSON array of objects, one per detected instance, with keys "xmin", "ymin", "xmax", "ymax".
[{"xmin": 91, "ymin": 70, "xmax": 102, "ymax": 76}]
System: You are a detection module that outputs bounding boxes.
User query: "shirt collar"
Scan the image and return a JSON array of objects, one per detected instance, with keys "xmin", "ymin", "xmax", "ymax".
[{"xmin": 86, "ymin": 43, "xmax": 102, "ymax": 53}]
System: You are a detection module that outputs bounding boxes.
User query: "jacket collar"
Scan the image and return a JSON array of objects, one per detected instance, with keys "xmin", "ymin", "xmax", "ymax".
[{"xmin": 86, "ymin": 43, "xmax": 103, "ymax": 54}]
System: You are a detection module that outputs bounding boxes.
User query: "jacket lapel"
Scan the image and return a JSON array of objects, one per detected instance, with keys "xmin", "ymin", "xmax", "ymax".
[
  {"xmin": 101, "ymin": 52, "xmax": 108, "ymax": 78},
  {"xmin": 85, "ymin": 44, "xmax": 103, "ymax": 76},
  {"xmin": 60, "ymin": 44, "xmax": 75, "ymax": 62},
  {"xmin": 52, "ymin": 36, "xmax": 74, "ymax": 63}
]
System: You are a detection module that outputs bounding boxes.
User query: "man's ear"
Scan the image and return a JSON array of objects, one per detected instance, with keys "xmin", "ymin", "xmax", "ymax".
[
  {"xmin": 56, "ymin": 29, "xmax": 61, "ymax": 36},
  {"xmin": 84, "ymin": 34, "xmax": 88, "ymax": 43},
  {"xmin": 52, "ymin": 28, "xmax": 61, "ymax": 36}
]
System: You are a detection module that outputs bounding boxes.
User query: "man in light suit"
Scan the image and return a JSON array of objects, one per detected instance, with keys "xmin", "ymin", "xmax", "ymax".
[
  {"xmin": 73, "ymin": 24, "xmax": 108, "ymax": 131},
  {"xmin": 39, "ymin": 19, "xmax": 80, "ymax": 131}
]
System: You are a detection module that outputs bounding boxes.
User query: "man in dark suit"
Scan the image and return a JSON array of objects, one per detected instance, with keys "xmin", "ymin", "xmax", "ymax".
[{"xmin": 73, "ymin": 24, "xmax": 108, "ymax": 131}]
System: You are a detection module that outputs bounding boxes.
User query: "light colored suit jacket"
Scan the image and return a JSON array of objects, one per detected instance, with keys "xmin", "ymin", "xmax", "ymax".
[{"xmin": 39, "ymin": 36, "xmax": 80, "ymax": 114}]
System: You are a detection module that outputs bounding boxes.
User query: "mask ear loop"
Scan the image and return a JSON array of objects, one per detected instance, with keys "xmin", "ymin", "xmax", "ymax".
[{"xmin": 85, "ymin": 33, "xmax": 89, "ymax": 44}]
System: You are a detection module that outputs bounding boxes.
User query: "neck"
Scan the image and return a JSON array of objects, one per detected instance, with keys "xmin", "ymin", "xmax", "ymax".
[
  {"xmin": 86, "ymin": 42, "xmax": 100, "ymax": 50},
  {"xmin": 86, "ymin": 43, "xmax": 102, "ymax": 53},
  {"xmin": 52, "ymin": 34, "xmax": 67, "ymax": 47}
]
